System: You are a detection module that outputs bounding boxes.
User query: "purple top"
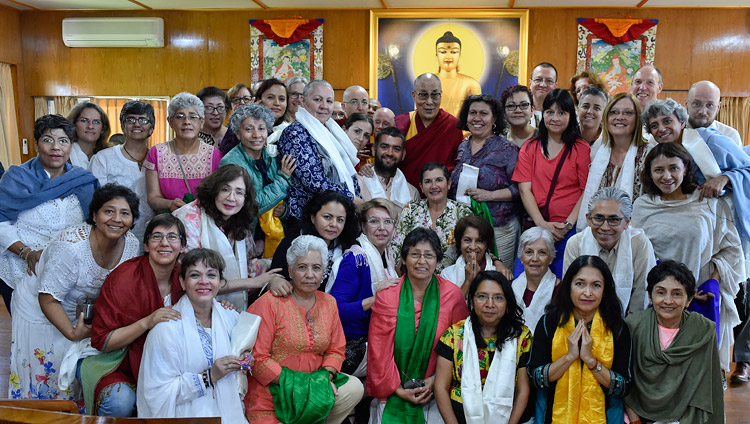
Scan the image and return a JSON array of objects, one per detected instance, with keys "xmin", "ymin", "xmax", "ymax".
[{"xmin": 450, "ymin": 135, "xmax": 521, "ymax": 226}]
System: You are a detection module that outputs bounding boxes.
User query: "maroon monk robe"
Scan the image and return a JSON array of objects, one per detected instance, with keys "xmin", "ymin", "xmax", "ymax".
[
  {"xmin": 394, "ymin": 108, "xmax": 464, "ymax": 190},
  {"xmin": 91, "ymin": 255, "xmax": 183, "ymax": 399}
]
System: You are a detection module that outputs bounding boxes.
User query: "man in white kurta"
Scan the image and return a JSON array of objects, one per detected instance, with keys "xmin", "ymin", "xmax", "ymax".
[{"xmin": 564, "ymin": 187, "xmax": 656, "ymax": 316}]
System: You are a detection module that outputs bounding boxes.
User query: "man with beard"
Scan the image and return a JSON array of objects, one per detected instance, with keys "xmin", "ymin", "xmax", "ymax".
[
  {"xmin": 357, "ymin": 126, "xmax": 419, "ymax": 213},
  {"xmin": 686, "ymin": 80, "xmax": 743, "ymax": 148}
]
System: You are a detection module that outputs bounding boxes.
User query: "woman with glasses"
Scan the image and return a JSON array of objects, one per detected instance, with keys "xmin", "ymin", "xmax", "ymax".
[
  {"xmin": 527, "ymin": 255, "xmax": 631, "ymax": 423},
  {"xmin": 451, "ymin": 94, "xmax": 521, "ymax": 270},
  {"xmin": 576, "ymin": 92, "xmax": 652, "ymax": 231},
  {"xmin": 441, "ymin": 215, "xmax": 514, "ymax": 294},
  {"xmin": 219, "ymin": 83, "xmax": 255, "ymax": 155},
  {"xmin": 434, "ymin": 271, "xmax": 532, "ymax": 424},
  {"xmin": 511, "ymin": 89, "xmax": 590, "ymax": 278},
  {"xmin": 278, "ymin": 80, "xmax": 360, "ymax": 229},
  {"xmin": 90, "ymin": 101, "xmax": 156, "ymax": 246},
  {"xmin": 576, "ymin": 86, "xmax": 607, "ymax": 145},
  {"xmin": 390, "ymin": 162, "xmax": 472, "ymax": 273},
  {"xmin": 368, "ymin": 227, "xmax": 469, "ymax": 423},
  {"xmin": 286, "ymin": 76, "xmax": 308, "ymax": 120},
  {"xmin": 0, "ymin": 115, "xmax": 98, "ymax": 315},
  {"xmin": 197, "ymin": 86, "xmax": 230, "ymax": 147},
  {"xmin": 9, "ymin": 184, "xmax": 140, "ymax": 402},
  {"xmin": 329, "ymin": 199, "xmax": 400, "ymax": 376},
  {"xmin": 81, "ymin": 214, "xmax": 186, "ymax": 416},
  {"xmin": 173, "ymin": 165, "xmax": 281, "ymax": 311},
  {"xmin": 66, "ymin": 102, "xmax": 112, "ymax": 168},
  {"xmin": 144, "ymin": 92, "xmax": 222, "ymax": 212},
  {"xmin": 500, "ymin": 85, "xmax": 536, "ymax": 148}
]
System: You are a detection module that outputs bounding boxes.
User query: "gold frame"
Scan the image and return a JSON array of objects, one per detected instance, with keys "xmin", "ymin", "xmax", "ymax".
[{"xmin": 369, "ymin": 9, "xmax": 529, "ymax": 101}]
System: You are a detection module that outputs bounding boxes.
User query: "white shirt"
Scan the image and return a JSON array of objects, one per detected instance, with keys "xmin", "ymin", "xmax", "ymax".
[{"xmin": 709, "ymin": 120, "xmax": 743, "ymax": 148}]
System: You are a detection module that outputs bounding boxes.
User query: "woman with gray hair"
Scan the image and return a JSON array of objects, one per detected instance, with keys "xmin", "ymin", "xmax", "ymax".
[
  {"xmin": 286, "ymin": 75, "xmax": 309, "ymax": 118},
  {"xmin": 144, "ymin": 92, "xmax": 222, "ymax": 212},
  {"xmin": 220, "ymin": 104, "xmax": 297, "ymax": 227},
  {"xmin": 278, "ymin": 80, "xmax": 360, "ymax": 230},
  {"xmin": 511, "ymin": 226, "xmax": 560, "ymax": 335},
  {"xmin": 246, "ymin": 235, "xmax": 364, "ymax": 424}
]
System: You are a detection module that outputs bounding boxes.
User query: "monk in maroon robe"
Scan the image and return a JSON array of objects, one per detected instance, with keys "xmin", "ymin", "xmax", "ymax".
[{"xmin": 394, "ymin": 73, "xmax": 464, "ymax": 189}]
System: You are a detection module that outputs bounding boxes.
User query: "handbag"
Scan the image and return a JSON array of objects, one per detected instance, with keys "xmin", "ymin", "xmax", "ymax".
[{"xmin": 523, "ymin": 142, "xmax": 573, "ymax": 231}]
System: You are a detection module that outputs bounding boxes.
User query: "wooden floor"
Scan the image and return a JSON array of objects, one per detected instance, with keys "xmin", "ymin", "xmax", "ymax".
[{"xmin": 0, "ymin": 302, "xmax": 747, "ymax": 421}]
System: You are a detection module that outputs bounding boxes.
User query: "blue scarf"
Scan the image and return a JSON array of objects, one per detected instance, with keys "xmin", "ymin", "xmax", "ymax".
[{"xmin": 0, "ymin": 157, "xmax": 99, "ymax": 222}]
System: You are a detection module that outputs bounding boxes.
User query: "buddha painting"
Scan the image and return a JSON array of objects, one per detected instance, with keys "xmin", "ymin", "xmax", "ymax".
[{"xmin": 435, "ymin": 31, "xmax": 481, "ymax": 117}]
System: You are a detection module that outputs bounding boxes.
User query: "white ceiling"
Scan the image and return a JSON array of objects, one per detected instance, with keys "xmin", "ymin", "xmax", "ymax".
[{"xmin": 1, "ymin": 0, "xmax": 749, "ymax": 9}]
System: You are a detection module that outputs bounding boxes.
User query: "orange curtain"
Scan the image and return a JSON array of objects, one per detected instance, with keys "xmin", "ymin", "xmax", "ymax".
[
  {"xmin": 53, "ymin": 96, "xmax": 77, "ymax": 118},
  {"xmin": 33, "ymin": 97, "xmax": 49, "ymax": 121},
  {"xmin": 92, "ymin": 98, "xmax": 170, "ymax": 148},
  {"xmin": 717, "ymin": 97, "xmax": 750, "ymax": 146}
]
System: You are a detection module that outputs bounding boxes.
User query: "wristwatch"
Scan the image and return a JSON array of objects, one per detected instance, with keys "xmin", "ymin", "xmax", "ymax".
[
  {"xmin": 563, "ymin": 221, "xmax": 573, "ymax": 230},
  {"xmin": 588, "ymin": 359, "xmax": 602, "ymax": 372}
]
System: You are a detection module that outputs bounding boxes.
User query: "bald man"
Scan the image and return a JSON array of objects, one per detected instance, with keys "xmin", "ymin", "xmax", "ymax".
[
  {"xmin": 393, "ymin": 73, "xmax": 464, "ymax": 188},
  {"xmin": 372, "ymin": 107, "xmax": 395, "ymax": 137},
  {"xmin": 686, "ymin": 80, "xmax": 743, "ymax": 148},
  {"xmin": 368, "ymin": 98, "xmax": 381, "ymax": 117},
  {"xmin": 342, "ymin": 85, "xmax": 369, "ymax": 118},
  {"xmin": 630, "ymin": 65, "xmax": 663, "ymax": 112},
  {"xmin": 332, "ymin": 101, "xmax": 346, "ymax": 121}
]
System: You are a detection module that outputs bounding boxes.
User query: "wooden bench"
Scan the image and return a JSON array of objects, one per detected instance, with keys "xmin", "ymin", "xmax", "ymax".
[{"xmin": 0, "ymin": 405, "xmax": 221, "ymax": 424}]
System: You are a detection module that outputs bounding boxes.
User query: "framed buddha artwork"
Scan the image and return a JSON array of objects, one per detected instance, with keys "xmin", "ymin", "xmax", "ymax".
[{"xmin": 370, "ymin": 10, "xmax": 529, "ymax": 117}]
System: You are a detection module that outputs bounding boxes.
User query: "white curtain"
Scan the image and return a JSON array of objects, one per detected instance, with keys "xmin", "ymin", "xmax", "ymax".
[{"xmin": 0, "ymin": 63, "xmax": 21, "ymax": 166}]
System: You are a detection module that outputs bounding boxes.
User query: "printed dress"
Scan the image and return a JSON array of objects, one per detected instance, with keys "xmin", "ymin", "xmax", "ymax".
[{"xmin": 9, "ymin": 224, "xmax": 138, "ymax": 401}]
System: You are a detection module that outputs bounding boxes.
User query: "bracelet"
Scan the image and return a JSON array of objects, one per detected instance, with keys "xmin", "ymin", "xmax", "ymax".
[
  {"xmin": 18, "ymin": 246, "xmax": 31, "ymax": 260},
  {"xmin": 588, "ymin": 359, "xmax": 602, "ymax": 372},
  {"xmin": 328, "ymin": 370, "xmax": 336, "ymax": 381},
  {"xmin": 201, "ymin": 370, "xmax": 211, "ymax": 388}
]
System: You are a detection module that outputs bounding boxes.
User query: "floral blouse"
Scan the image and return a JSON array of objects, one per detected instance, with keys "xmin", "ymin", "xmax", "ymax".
[
  {"xmin": 435, "ymin": 320, "xmax": 532, "ymax": 404},
  {"xmin": 388, "ymin": 199, "xmax": 472, "ymax": 272}
]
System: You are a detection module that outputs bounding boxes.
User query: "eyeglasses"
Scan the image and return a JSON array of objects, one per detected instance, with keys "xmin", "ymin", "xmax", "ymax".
[
  {"xmin": 589, "ymin": 215, "xmax": 625, "ymax": 226},
  {"xmin": 690, "ymin": 101, "xmax": 717, "ymax": 111},
  {"xmin": 474, "ymin": 293, "xmax": 505, "ymax": 303},
  {"xmin": 231, "ymin": 96, "xmax": 253, "ymax": 105},
  {"xmin": 173, "ymin": 113, "xmax": 202, "ymax": 122},
  {"xmin": 219, "ymin": 186, "xmax": 246, "ymax": 199},
  {"xmin": 148, "ymin": 232, "xmax": 182, "ymax": 242},
  {"xmin": 408, "ymin": 252, "xmax": 437, "ymax": 261},
  {"xmin": 608, "ymin": 109, "xmax": 635, "ymax": 117},
  {"xmin": 366, "ymin": 218, "xmax": 395, "ymax": 228},
  {"xmin": 124, "ymin": 117, "xmax": 151, "ymax": 125},
  {"xmin": 78, "ymin": 117, "xmax": 102, "ymax": 126},
  {"xmin": 505, "ymin": 102, "xmax": 530, "ymax": 111},
  {"xmin": 416, "ymin": 91, "xmax": 442, "ymax": 101},
  {"xmin": 531, "ymin": 78, "xmax": 555, "ymax": 86},
  {"xmin": 205, "ymin": 105, "xmax": 227, "ymax": 114},
  {"xmin": 39, "ymin": 137, "xmax": 71, "ymax": 146},
  {"xmin": 289, "ymin": 93, "xmax": 303, "ymax": 100},
  {"xmin": 346, "ymin": 99, "xmax": 368, "ymax": 107}
]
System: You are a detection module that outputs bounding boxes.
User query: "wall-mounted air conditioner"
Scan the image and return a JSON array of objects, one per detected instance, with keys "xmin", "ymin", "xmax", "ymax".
[{"xmin": 62, "ymin": 17, "xmax": 164, "ymax": 48}]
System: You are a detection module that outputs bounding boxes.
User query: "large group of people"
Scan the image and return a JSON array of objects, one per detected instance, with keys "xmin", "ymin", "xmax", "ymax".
[{"xmin": 0, "ymin": 56, "xmax": 748, "ymax": 424}]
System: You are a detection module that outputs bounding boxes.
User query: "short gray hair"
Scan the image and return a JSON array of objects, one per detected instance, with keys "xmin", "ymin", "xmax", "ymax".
[
  {"xmin": 228, "ymin": 104, "xmax": 275, "ymax": 135},
  {"xmin": 168, "ymin": 92, "xmax": 205, "ymax": 119},
  {"xmin": 579, "ymin": 85, "xmax": 608, "ymax": 104},
  {"xmin": 286, "ymin": 235, "xmax": 329, "ymax": 268},
  {"xmin": 303, "ymin": 80, "xmax": 333, "ymax": 99},
  {"xmin": 588, "ymin": 187, "xmax": 633, "ymax": 219},
  {"xmin": 517, "ymin": 227, "xmax": 556, "ymax": 260},
  {"xmin": 286, "ymin": 76, "xmax": 308, "ymax": 90},
  {"xmin": 642, "ymin": 98, "xmax": 688, "ymax": 133}
]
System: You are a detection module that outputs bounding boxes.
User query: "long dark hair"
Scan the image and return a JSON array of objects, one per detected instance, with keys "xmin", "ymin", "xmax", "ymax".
[
  {"xmin": 254, "ymin": 78, "xmax": 289, "ymax": 126},
  {"xmin": 467, "ymin": 270, "xmax": 524, "ymax": 349},
  {"xmin": 545, "ymin": 255, "xmax": 623, "ymax": 333},
  {"xmin": 640, "ymin": 142, "xmax": 698, "ymax": 197},
  {"xmin": 537, "ymin": 88, "xmax": 581, "ymax": 157},
  {"xmin": 301, "ymin": 191, "xmax": 360, "ymax": 251},
  {"xmin": 195, "ymin": 164, "xmax": 258, "ymax": 241}
]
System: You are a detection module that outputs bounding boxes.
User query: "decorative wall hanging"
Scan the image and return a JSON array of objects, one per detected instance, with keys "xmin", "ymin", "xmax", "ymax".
[
  {"xmin": 370, "ymin": 10, "xmax": 529, "ymax": 117},
  {"xmin": 249, "ymin": 18, "xmax": 323, "ymax": 84},
  {"xmin": 577, "ymin": 18, "xmax": 658, "ymax": 96}
]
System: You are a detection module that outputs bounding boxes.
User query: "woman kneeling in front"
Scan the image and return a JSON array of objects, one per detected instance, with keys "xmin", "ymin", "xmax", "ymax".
[{"xmin": 137, "ymin": 248, "xmax": 246, "ymax": 423}]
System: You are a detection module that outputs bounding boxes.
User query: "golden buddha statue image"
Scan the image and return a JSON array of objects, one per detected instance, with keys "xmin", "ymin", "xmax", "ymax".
[{"xmin": 435, "ymin": 31, "xmax": 481, "ymax": 117}]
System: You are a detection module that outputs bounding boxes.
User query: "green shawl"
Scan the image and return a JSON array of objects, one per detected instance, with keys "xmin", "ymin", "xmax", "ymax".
[
  {"xmin": 625, "ymin": 309, "xmax": 724, "ymax": 424},
  {"xmin": 270, "ymin": 368, "xmax": 349, "ymax": 424},
  {"xmin": 382, "ymin": 276, "xmax": 440, "ymax": 424},
  {"xmin": 80, "ymin": 347, "xmax": 128, "ymax": 415},
  {"xmin": 471, "ymin": 198, "xmax": 498, "ymax": 257}
]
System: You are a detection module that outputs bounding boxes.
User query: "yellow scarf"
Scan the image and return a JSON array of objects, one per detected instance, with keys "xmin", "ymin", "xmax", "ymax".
[
  {"xmin": 550, "ymin": 310, "xmax": 613, "ymax": 423},
  {"xmin": 406, "ymin": 111, "xmax": 419, "ymax": 141}
]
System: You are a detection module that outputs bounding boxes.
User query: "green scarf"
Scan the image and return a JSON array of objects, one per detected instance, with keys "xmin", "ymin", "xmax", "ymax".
[
  {"xmin": 471, "ymin": 198, "xmax": 498, "ymax": 257},
  {"xmin": 382, "ymin": 276, "xmax": 440, "ymax": 423},
  {"xmin": 625, "ymin": 309, "xmax": 724, "ymax": 423},
  {"xmin": 80, "ymin": 347, "xmax": 128, "ymax": 415},
  {"xmin": 270, "ymin": 368, "xmax": 349, "ymax": 424}
]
